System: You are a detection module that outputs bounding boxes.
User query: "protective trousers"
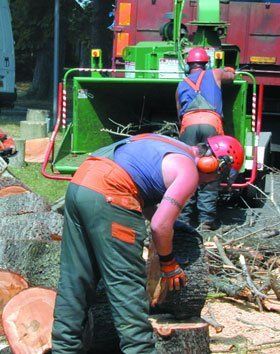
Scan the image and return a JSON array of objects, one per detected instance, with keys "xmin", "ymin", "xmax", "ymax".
[{"xmin": 52, "ymin": 158, "xmax": 156, "ymax": 354}]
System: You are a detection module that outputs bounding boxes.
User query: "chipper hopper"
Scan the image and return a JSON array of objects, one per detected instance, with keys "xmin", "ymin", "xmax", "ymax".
[{"xmin": 42, "ymin": 0, "xmax": 271, "ymax": 207}]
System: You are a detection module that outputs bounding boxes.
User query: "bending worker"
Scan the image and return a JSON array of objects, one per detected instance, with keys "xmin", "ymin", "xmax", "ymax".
[
  {"xmin": 176, "ymin": 47, "xmax": 236, "ymax": 230},
  {"xmin": 52, "ymin": 132, "xmax": 244, "ymax": 353}
]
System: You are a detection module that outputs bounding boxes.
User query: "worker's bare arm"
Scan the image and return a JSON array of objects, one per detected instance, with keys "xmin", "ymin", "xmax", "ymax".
[
  {"xmin": 162, "ymin": 196, "xmax": 184, "ymax": 210},
  {"xmin": 150, "ymin": 154, "xmax": 198, "ymax": 256},
  {"xmin": 213, "ymin": 68, "xmax": 235, "ymax": 86}
]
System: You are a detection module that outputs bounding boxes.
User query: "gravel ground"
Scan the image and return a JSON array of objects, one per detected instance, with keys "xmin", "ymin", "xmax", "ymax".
[
  {"xmin": 203, "ymin": 297, "xmax": 280, "ymax": 353},
  {"xmin": 200, "ymin": 172, "xmax": 280, "ymax": 353}
]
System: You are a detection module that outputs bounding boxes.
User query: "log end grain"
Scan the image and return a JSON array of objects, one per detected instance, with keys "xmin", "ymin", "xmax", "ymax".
[
  {"xmin": 0, "ymin": 271, "xmax": 29, "ymax": 335},
  {"xmin": 2, "ymin": 287, "xmax": 55, "ymax": 354},
  {"xmin": 0, "ymin": 186, "xmax": 29, "ymax": 198},
  {"xmin": 150, "ymin": 314, "xmax": 210, "ymax": 354}
]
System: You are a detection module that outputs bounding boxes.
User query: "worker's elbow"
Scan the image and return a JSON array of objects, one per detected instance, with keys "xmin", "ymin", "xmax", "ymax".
[
  {"xmin": 150, "ymin": 221, "xmax": 161, "ymax": 236},
  {"xmin": 150, "ymin": 219, "xmax": 173, "ymax": 238}
]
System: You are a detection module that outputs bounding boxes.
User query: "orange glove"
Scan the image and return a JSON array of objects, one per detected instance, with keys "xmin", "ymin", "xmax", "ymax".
[
  {"xmin": 160, "ymin": 258, "xmax": 188, "ymax": 291},
  {"xmin": 224, "ymin": 66, "xmax": 235, "ymax": 74}
]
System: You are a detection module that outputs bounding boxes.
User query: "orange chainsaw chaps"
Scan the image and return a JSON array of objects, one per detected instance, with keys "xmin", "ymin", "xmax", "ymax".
[
  {"xmin": 180, "ymin": 110, "xmax": 224, "ymax": 136},
  {"xmin": 2, "ymin": 287, "xmax": 56, "ymax": 354},
  {"xmin": 0, "ymin": 270, "xmax": 29, "ymax": 335}
]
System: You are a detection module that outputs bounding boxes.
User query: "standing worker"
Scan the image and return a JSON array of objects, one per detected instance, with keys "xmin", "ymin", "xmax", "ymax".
[
  {"xmin": 176, "ymin": 47, "xmax": 236, "ymax": 230},
  {"xmin": 52, "ymin": 132, "xmax": 244, "ymax": 353}
]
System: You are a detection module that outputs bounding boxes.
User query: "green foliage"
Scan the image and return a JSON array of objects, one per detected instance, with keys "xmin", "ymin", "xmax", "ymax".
[
  {"xmin": 10, "ymin": 0, "xmax": 54, "ymax": 51},
  {"xmin": 9, "ymin": 0, "xmax": 91, "ymax": 79}
]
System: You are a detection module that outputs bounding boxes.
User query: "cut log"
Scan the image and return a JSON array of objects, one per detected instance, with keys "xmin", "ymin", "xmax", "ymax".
[
  {"xmin": 0, "ymin": 271, "xmax": 29, "ymax": 335},
  {"xmin": 0, "ymin": 186, "xmax": 29, "ymax": 198},
  {"xmin": 2, "ymin": 287, "xmax": 56, "ymax": 354},
  {"xmin": 0, "ymin": 177, "xmax": 30, "ymax": 192},
  {"xmin": 0, "ymin": 176, "xmax": 30, "ymax": 197},
  {"xmin": 0, "ymin": 193, "xmax": 50, "ymax": 217},
  {"xmin": 151, "ymin": 314, "xmax": 210, "ymax": 354},
  {"xmin": 151, "ymin": 230, "xmax": 209, "ymax": 319},
  {"xmin": 0, "ymin": 240, "xmax": 61, "ymax": 289},
  {"xmin": 83, "ymin": 282, "xmax": 120, "ymax": 353},
  {"xmin": 85, "ymin": 229, "xmax": 209, "ymax": 352},
  {"xmin": 0, "ymin": 212, "xmax": 64, "ymax": 240}
]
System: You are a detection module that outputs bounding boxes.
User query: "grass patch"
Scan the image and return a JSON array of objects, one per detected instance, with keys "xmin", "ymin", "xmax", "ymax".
[
  {"xmin": 1, "ymin": 119, "xmax": 21, "ymax": 138},
  {"xmin": 8, "ymin": 163, "xmax": 69, "ymax": 204}
]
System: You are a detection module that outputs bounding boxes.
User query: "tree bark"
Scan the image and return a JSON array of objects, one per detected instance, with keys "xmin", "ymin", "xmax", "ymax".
[
  {"xmin": 0, "ymin": 211, "xmax": 64, "ymax": 240},
  {"xmin": 1, "ymin": 239, "xmax": 61, "ymax": 289},
  {"xmin": 0, "ymin": 192, "xmax": 50, "ymax": 217},
  {"xmin": 89, "ymin": 0, "xmax": 114, "ymax": 68},
  {"xmin": 28, "ymin": 43, "xmax": 52, "ymax": 99},
  {"xmin": 151, "ymin": 230, "xmax": 209, "ymax": 319}
]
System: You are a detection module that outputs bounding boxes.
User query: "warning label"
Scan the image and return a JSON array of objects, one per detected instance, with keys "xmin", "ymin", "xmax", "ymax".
[
  {"xmin": 125, "ymin": 62, "xmax": 136, "ymax": 78},
  {"xmin": 159, "ymin": 59, "xmax": 185, "ymax": 79}
]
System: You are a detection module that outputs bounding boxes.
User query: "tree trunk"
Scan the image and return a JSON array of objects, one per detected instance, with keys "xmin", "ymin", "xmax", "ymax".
[
  {"xmin": 0, "ymin": 211, "xmax": 64, "ymax": 240},
  {"xmin": 90, "ymin": 0, "xmax": 114, "ymax": 68},
  {"xmin": 28, "ymin": 43, "xmax": 52, "ymax": 99},
  {"xmin": 0, "ymin": 192, "xmax": 50, "ymax": 217},
  {"xmin": 151, "ymin": 230, "xmax": 209, "ymax": 319},
  {"xmin": 0, "ymin": 184, "xmax": 62, "ymax": 288},
  {"xmin": 1, "ymin": 239, "xmax": 61, "ymax": 289}
]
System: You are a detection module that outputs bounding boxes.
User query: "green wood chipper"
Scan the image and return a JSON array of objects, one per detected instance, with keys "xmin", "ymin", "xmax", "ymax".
[{"xmin": 42, "ymin": 0, "xmax": 271, "ymax": 206}]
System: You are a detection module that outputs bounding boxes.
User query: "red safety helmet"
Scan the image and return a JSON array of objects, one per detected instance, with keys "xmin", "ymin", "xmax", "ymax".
[
  {"xmin": 207, "ymin": 135, "xmax": 244, "ymax": 171},
  {"xmin": 186, "ymin": 47, "xmax": 209, "ymax": 63}
]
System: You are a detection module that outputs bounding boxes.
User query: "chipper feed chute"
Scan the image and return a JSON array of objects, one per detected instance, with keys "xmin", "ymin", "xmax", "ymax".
[{"xmin": 51, "ymin": 70, "xmax": 249, "ymax": 176}]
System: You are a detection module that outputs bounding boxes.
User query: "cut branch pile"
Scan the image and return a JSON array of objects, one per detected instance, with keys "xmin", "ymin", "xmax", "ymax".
[{"xmin": 204, "ymin": 169, "xmax": 280, "ymax": 312}]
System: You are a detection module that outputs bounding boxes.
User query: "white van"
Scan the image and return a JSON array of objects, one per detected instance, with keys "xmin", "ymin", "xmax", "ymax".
[{"xmin": 0, "ymin": 0, "xmax": 16, "ymax": 108}]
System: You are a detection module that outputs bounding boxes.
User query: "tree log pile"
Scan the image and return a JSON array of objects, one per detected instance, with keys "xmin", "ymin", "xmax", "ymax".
[
  {"xmin": 0, "ymin": 176, "xmax": 211, "ymax": 353},
  {"xmin": 1, "ymin": 171, "xmax": 280, "ymax": 353},
  {"xmin": 0, "ymin": 176, "xmax": 63, "ymax": 288}
]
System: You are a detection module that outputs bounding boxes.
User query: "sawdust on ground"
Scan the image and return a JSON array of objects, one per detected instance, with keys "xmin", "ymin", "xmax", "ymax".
[{"xmin": 203, "ymin": 297, "xmax": 280, "ymax": 353}]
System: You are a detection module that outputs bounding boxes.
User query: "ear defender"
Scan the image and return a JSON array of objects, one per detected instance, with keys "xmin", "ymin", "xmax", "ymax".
[{"xmin": 197, "ymin": 156, "xmax": 219, "ymax": 173}]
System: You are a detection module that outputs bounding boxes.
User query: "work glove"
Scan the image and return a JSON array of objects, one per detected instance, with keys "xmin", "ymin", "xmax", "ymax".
[{"xmin": 160, "ymin": 258, "xmax": 188, "ymax": 291}]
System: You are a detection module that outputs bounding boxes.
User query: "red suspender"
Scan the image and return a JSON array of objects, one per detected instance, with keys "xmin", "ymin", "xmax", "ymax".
[
  {"xmin": 131, "ymin": 133, "xmax": 194, "ymax": 156},
  {"xmin": 183, "ymin": 70, "xmax": 206, "ymax": 92}
]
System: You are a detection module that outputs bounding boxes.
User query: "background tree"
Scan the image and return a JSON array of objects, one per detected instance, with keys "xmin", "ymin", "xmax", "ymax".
[{"xmin": 10, "ymin": 0, "xmax": 114, "ymax": 100}]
